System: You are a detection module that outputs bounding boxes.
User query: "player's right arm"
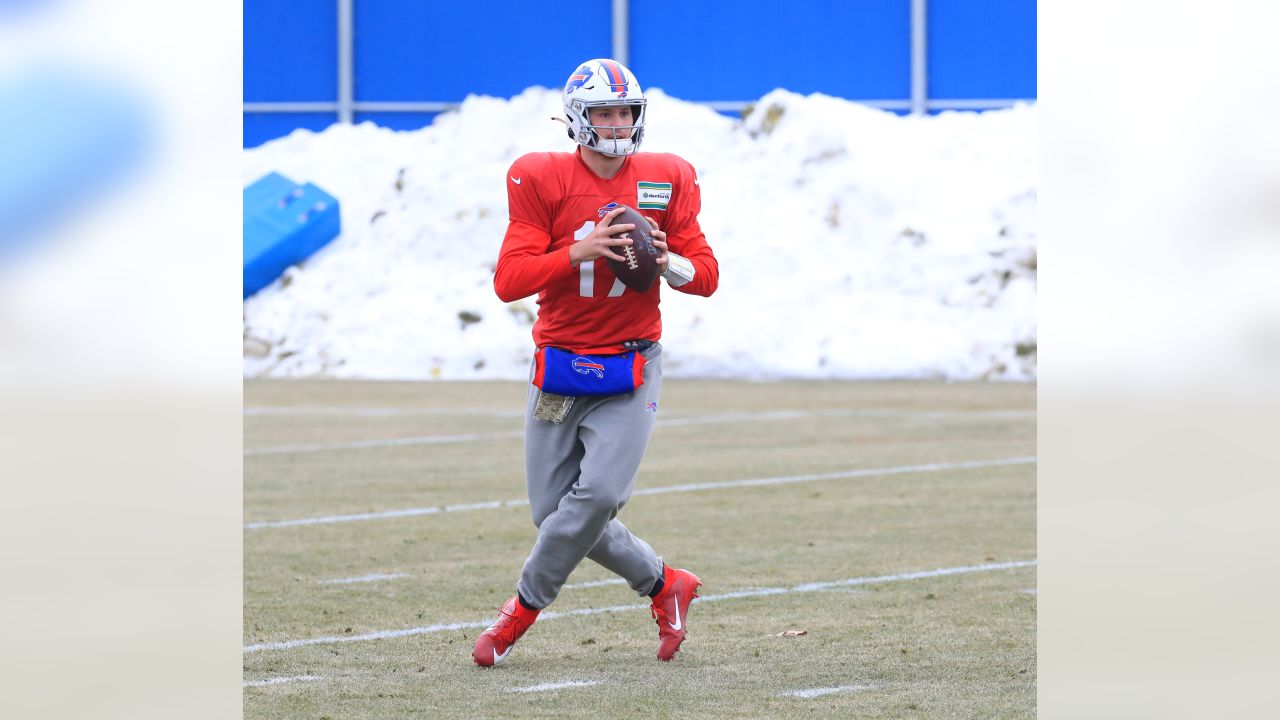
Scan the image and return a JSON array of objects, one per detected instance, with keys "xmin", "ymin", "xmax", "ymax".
[
  {"xmin": 494, "ymin": 220, "xmax": 570, "ymax": 303},
  {"xmin": 495, "ymin": 211, "xmax": 635, "ymax": 303},
  {"xmin": 493, "ymin": 157, "xmax": 569, "ymax": 302},
  {"xmin": 494, "ymin": 160, "xmax": 633, "ymax": 302}
]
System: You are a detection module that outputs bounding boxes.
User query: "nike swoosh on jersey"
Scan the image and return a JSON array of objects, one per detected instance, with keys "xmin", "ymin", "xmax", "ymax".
[
  {"xmin": 493, "ymin": 645, "xmax": 512, "ymax": 664},
  {"xmin": 668, "ymin": 595, "xmax": 682, "ymax": 631},
  {"xmin": 510, "ymin": 176, "xmax": 522, "ymax": 185}
]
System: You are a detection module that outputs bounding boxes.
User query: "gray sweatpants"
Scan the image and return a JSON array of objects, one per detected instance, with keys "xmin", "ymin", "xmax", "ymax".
[{"xmin": 515, "ymin": 342, "xmax": 665, "ymax": 609}]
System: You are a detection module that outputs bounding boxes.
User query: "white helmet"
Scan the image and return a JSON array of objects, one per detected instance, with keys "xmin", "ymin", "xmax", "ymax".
[{"xmin": 561, "ymin": 58, "xmax": 647, "ymax": 157}]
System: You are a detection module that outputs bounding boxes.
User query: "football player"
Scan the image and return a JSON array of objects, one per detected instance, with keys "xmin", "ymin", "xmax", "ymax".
[{"xmin": 474, "ymin": 58, "xmax": 719, "ymax": 667}]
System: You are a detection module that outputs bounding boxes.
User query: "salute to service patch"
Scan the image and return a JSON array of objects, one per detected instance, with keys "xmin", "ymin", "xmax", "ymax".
[{"xmin": 637, "ymin": 181, "xmax": 672, "ymax": 210}]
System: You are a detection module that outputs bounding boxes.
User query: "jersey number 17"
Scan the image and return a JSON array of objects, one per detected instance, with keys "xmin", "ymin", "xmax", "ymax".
[{"xmin": 573, "ymin": 220, "xmax": 626, "ymax": 298}]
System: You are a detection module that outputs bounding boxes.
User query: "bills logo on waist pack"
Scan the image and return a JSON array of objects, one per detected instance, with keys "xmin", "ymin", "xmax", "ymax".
[
  {"xmin": 534, "ymin": 346, "xmax": 645, "ymax": 396},
  {"xmin": 572, "ymin": 357, "xmax": 605, "ymax": 378}
]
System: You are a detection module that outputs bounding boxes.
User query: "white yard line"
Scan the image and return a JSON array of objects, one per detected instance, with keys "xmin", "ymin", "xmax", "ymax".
[
  {"xmin": 659, "ymin": 409, "xmax": 1034, "ymax": 428},
  {"xmin": 629, "ymin": 456, "xmax": 1036, "ymax": 498},
  {"xmin": 244, "ymin": 456, "xmax": 1036, "ymax": 530},
  {"xmin": 245, "ymin": 406, "xmax": 1032, "ymax": 420},
  {"xmin": 653, "ymin": 410, "xmax": 810, "ymax": 428},
  {"xmin": 245, "ymin": 406, "xmax": 524, "ymax": 417},
  {"xmin": 243, "ymin": 559, "xmax": 1035, "ymax": 653},
  {"xmin": 245, "ymin": 430, "xmax": 525, "ymax": 456},
  {"xmin": 243, "ymin": 675, "xmax": 324, "ymax": 688},
  {"xmin": 244, "ymin": 408, "xmax": 1034, "ymax": 455},
  {"xmin": 781, "ymin": 684, "xmax": 875, "ymax": 698},
  {"xmin": 320, "ymin": 571, "xmax": 614, "ymax": 588},
  {"xmin": 563, "ymin": 578, "xmax": 628, "ymax": 590},
  {"xmin": 318, "ymin": 572, "xmax": 410, "ymax": 585},
  {"xmin": 245, "ymin": 498, "xmax": 529, "ymax": 529},
  {"xmin": 511, "ymin": 680, "xmax": 603, "ymax": 693}
]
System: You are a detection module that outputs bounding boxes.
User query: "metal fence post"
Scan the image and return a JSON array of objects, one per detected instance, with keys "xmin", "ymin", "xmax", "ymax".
[
  {"xmin": 613, "ymin": 0, "xmax": 629, "ymax": 66},
  {"xmin": 338, "ymin": 0, "xmax": 354, "ymax": 123},
  {"xmin": 911, "ymin": 0, "xmax": 927, "ymax": 115}
]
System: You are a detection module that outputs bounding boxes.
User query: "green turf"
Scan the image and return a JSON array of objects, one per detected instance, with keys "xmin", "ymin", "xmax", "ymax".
[{"xmin": 244, "ymin": 380, "xmax": 1036, "ymax": 718}]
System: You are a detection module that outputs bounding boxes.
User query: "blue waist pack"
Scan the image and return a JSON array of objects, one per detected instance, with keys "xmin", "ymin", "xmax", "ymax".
[{"xmin": 533, "ymin": 346, "xmax": 646, "ymax": 397}]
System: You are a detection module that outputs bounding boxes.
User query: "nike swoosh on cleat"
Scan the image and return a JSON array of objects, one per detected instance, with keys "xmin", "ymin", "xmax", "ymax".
[
  {"xmin": 493, "ymin": 646, "xmax": 512, "ymax": 664},
  {"xmin": 668, "ymin": 594, "xmax": 682, "ymax": 631}
]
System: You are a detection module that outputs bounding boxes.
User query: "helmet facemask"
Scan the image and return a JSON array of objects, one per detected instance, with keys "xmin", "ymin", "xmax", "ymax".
[
  {"xmin": 568, "ymin": 98, "xmax": 647, "ymax": 157},
  {"xmin": 562, "ymin": 59, "xmax": 647, "ymax": 157}
]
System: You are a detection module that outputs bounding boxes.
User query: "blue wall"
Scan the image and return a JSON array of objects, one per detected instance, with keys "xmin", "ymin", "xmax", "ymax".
[
  {"xmin": 632, "ymin": 0, "xmax": 910, "ymax": 101},
  {"xmin": 929, "ymin": 0, "xmax": 1037, "ymax": 99},
  {"xmin": 244, "ymin": 1, "xmax": 337, "ymax": 102},
  {"xmin": 353, "ymin": 1, "xmax": 612, "ymax": 101},
  {"xmin": 245, "ymin": 0, "xmax": 1036, "ymax": 148}
]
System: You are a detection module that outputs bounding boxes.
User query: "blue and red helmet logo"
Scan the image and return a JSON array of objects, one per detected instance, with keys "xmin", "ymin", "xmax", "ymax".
[
  {"xmin": 597, "ymin": 202, "xmax": 619, "ymax": 218},
  {"xmin": 572, "ymin": 357, "xmax": 605, "ymax": 378},
  {"xmin": 565, "ymin": 65, "xmax": 592, "ymax": 94},
  {"xmin": 598, "ymin": 60, "xmax": 630, "ymax": 97}
]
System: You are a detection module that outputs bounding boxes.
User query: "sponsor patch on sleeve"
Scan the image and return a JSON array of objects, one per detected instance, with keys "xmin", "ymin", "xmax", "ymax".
[{"xmin": 637, "ymin": 181, "xmax": 672, "ymax": 211}]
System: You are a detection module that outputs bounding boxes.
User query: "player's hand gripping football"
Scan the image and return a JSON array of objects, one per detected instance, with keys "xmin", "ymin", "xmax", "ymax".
[
  {"xmin": 642, "ymin": 215, "xmax": 670, "ymax": 271},
  {"xmin": 568, "ymin": 206, "xmax": 634, "ymax": 266}
]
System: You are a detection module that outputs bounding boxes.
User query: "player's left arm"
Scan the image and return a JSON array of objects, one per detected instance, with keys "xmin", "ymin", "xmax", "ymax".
[{"xmin": 645, "ymin": 160, "xmax": 718, "ymax": 297}]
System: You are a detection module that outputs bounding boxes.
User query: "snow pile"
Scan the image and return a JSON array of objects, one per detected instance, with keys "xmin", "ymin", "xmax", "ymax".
[{"xmin": 243, "ymin": 88, "xmax": 1036, "ymax": 380}]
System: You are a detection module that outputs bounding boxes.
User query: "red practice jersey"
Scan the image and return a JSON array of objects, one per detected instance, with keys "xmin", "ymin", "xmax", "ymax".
[{"xmin": 494, "ymin": 148, "xmax": 718, "ymax": 354}]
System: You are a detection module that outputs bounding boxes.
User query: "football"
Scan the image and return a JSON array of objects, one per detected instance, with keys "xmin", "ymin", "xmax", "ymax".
[{"xmin": 606, "ymin": 204, "xmax": 661, "ymax": 292}]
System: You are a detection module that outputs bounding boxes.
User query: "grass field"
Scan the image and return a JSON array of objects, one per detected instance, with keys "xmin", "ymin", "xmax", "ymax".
[{"xmin": 244, "ymin": 380, "xmax": 1036, "ymax": 718}]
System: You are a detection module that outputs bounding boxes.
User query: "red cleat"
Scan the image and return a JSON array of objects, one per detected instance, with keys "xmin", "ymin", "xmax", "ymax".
[
  {"xmin": 650, "ymin": 566, "xmax": 701, "ymax": 661},
  {"xmin": 472, "ymin": 595, "xmax": 539, "ymax": 667}
]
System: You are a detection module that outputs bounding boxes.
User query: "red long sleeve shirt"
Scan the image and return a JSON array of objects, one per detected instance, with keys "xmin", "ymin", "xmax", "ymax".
[{"xmin": 494, "ymin": 148, "xmax": 718, "ymax": 354}]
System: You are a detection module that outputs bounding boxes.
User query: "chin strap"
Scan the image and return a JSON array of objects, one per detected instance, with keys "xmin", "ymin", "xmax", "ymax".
[
  {"xmin": 663, "ymin": 252, "xmax": 695, "ymax": 287},
  {"xmin": 551, "ymin": 116, "xmax": 573, "ymax": 139}
]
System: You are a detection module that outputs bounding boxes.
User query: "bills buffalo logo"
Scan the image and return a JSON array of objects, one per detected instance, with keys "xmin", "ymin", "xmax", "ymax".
[
  {"xmin": 597, "ymin": 202, "xmax": 619, "ymax": 218},
  {"xmin": 565, "ymin": 65, "xmax": 593, "ymax": 94},
  {"xmin": 645, "ymin": 401, "xmax": 658, "ymax": 414},
  {"xmin": 572, "ymin": 357, "xmax": 605, "ymax": 378}
]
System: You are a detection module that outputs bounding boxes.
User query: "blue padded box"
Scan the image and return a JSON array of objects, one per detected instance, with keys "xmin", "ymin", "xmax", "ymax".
[{"xmin": 243, "ymin": 172, "xmax": 341, "ymax": 299}]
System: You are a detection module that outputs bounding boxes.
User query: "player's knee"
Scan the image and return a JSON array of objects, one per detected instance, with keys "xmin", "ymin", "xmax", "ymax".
[
  {"xmin": 530, "ymin": 503, "xmax": 557, "ymax": 528},
  {"xmin": 582, "ymin": 488, "xmax": 627, "ymax": 516}
]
